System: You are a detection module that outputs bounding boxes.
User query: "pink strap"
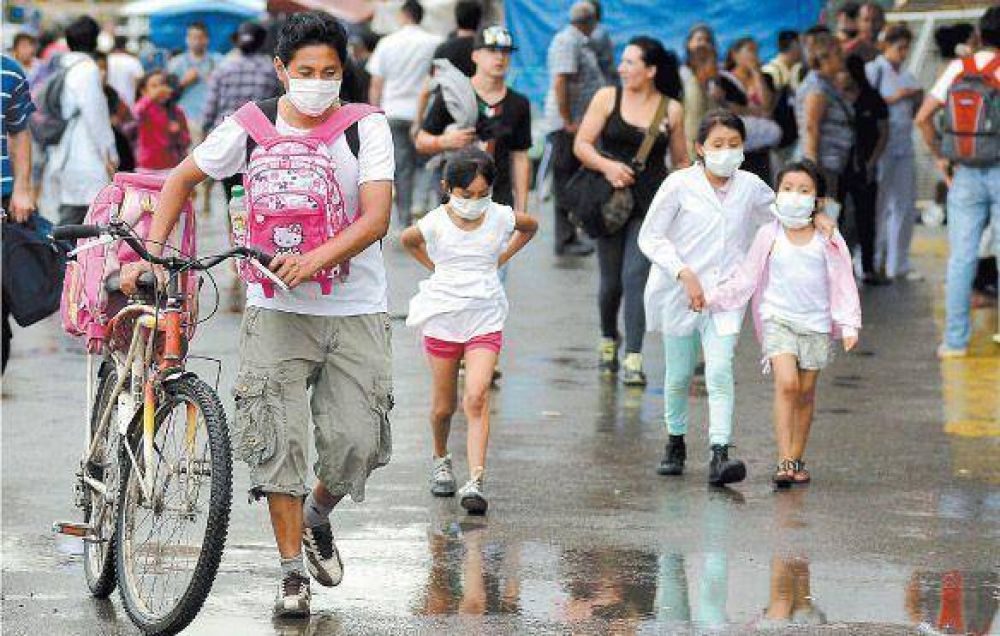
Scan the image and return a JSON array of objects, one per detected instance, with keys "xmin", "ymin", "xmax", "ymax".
[
  {"xmin": 231, "ymin": 102, "xmax": 279, "ymax": 145},
  {"xmin": 309, "ymin": 103, "xmax": 383, "ymax": 143}
]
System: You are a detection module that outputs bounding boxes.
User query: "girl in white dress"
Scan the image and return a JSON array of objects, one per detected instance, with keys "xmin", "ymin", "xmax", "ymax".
[{"xmin": 402, "ymin": 149, "xmax": 537, "ymax": 514}]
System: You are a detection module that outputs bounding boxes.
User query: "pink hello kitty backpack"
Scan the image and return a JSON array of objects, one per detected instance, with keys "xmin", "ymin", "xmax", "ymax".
[
  {"xmin": 60, "ymin": 172, "xmax": 198, "ymax": 353},
  {"xmin": 231, "ymin": 99, "xmax": 382, "ymax": 297}
]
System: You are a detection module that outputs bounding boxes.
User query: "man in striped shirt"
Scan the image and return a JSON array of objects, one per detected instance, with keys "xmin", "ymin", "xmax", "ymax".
[{"xmin": 2, "ymin": 54, "xmax": 36, "ymax": 221}]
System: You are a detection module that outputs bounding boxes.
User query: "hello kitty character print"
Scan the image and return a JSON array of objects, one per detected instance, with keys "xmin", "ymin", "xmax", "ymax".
[
  {"xmin": 272, "ymin": 223, "xmax": 305, "ymax": 256},
  {"xmin": 231, "ymin": 101, "xmax": 382, "ymax": 298}
]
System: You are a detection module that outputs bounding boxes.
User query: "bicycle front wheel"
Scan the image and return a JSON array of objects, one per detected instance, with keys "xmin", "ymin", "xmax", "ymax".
[{"xmin": 116, "ymin": 375, "xmax": 232, "ymax": 635}]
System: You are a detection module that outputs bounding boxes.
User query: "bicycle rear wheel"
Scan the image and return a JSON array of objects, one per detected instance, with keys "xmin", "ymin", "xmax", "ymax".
[
  {"xmin": 83, "ymin": 362, "xmax": 120, "ymax": 598},
  {"xmin": 116, "ymin": 375, "xmax": 232, "ymax": 634}
]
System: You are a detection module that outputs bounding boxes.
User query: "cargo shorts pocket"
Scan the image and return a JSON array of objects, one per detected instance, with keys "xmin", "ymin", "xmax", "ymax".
[
  {"xmin": 371, "ymin": 373, "xmax": 394, "ymax": 469},
  {"xmin": 232, "ymin": 371, "xmax": 280, "ymax": 467}
]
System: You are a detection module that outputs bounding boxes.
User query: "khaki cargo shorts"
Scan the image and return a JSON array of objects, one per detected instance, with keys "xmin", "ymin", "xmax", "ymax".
[
  {"xmin": 232, "ymin": 307, "xmax": 393, "ymax": 503},
  {"xmin": 763, "ymin": 319, "xmax": 834, "ymax": 371}
]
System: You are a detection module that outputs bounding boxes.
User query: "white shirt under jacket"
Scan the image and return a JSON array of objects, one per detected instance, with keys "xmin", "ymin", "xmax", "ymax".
[{"xmin": 638, "ymin": 164, "xmax": 775, "ymax": 337}]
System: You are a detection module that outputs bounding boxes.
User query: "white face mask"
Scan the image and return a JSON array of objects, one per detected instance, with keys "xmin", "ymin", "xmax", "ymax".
[
  {"xmin": 284, "ymin": 70, "xmax": 341, "ymax": 117},
  {"xmin": 774, "ymin": 191, "xmax": 816, "ymax": 228},
  {"xmin": 449, "ymin": 195, "xmax": 491, "ymax": 220},
  {"xmin": 702, "ymin": 147, "xmax": 744, "ymax": 178}
]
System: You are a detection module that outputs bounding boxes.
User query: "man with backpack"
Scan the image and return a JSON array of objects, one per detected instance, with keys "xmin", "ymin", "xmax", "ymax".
[
  {"xmin": 36, "ymin": 16, "xmax": 117, "ymax": 226},
  {"xmin": 121, "ymin": 12, "xmax": 394, "ymax": 617},
  {"xmin": 915, "ymin": 6, "xmax": 1000, "ymax": 358}
]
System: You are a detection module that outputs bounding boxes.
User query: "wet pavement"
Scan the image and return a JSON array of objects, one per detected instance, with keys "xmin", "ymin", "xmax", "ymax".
[{"xmin": 2, "ymin": 196, "xmax": 998, "ymax": 635}]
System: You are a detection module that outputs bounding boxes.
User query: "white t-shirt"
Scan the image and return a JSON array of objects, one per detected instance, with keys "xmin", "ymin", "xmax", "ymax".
[
  {"xmin": 107, "ymin": 52, "xmax": 144, "ymax": 108},
  {"xmin": 192, "ymin": 108, "xmax": 395, "ymax": 317},
  {"xmin": 366, "ymin": 25, "xmax": 442, "ymax": 120},
  {"xmin": 929, "ymin": 50, "xmax": 1000, "ymax": 103},
  {"xmin": 405, "ymin": 203, "xmax": 516, "ymax": 342},
  {"xmin": 761, "ymin": 230, "xmax": 832, "ymax": 334}
]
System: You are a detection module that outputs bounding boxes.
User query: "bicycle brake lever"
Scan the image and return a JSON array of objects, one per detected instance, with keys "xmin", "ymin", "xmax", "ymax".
[
  {"xmin": 68, "ymin": 235, "xmax": 115, "ymax": 257},
  {"xmin": 247, "ymin": 257, "xmax": 291, "ymax": 292}
]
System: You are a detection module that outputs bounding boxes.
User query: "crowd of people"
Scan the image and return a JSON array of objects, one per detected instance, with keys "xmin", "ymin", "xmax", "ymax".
[{"xmin": 1, "ymin": 0, "xmax": 998, "ymax": 619}]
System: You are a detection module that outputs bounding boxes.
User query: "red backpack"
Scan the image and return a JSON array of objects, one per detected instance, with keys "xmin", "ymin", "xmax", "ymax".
[{"xmin": 941, "ymin": 54, "xmax": 1000, "ymax": 166}]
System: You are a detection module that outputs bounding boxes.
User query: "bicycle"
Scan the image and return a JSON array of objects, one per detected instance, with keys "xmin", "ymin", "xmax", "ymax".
[{"xmin": 51, "ymin": 220, "xmax": 281, "ymax": 635}]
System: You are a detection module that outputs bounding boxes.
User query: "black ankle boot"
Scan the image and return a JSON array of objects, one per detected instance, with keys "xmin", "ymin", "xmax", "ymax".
[
  {"xmin": 657, "ymin": 435, "xmax": 686, "ymax": 475},
  {"xmin": 708, "ymin": 444, "xmax": 746, "ymax": 486}
]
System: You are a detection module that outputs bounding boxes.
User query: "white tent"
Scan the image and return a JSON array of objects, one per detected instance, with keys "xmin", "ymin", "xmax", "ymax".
[{"xmin": 120, "ymin": 0, "xmax": 265, "ymax": 17}]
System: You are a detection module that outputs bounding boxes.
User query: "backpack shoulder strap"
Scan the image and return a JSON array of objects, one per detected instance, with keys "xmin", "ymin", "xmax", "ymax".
[
  {"xmin": 960, "ymin": 56, "xmax": 980, "ymax": 77},
  {"xmin": 233, "ymin": 98, "xmax": 280, "ymax": 161},
  {"xmin": 981, "ymin": 54, "xmax": 1000, "ymax": 81}
]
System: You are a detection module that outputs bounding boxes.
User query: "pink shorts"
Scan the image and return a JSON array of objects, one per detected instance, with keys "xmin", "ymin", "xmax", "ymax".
[{"xmin": 423, "ymin": 331, "xmax": 503, "ymax": 359}]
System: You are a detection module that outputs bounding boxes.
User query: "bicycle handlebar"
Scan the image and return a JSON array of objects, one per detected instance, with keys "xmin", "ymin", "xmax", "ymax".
[{"xmin": 52, "ymin": 222, "xmax": 273, "ymax": 270}]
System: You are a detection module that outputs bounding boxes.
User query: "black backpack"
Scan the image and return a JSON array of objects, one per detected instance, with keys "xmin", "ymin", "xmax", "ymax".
[
  {"xmin": 1, "ymin": 214, "xmax": 66, "ymax": 327},
  {"xmin": 28, "ymin": 56, "xmax": 83, "ymax": 148}
]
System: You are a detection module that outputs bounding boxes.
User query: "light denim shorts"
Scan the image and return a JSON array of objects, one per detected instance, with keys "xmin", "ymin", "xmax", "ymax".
[{"xmin": 763, "ymin": 319, "xmax": 833, "ymax": 371}]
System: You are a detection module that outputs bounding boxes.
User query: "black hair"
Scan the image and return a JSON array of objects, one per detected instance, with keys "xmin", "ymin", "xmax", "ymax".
[
  {"xmin": 401, "ymin": 0, "xmax": 425, "ymax": 25},
  {"xmin": 275, "ymin": 12, "xmax": 348, "ymax": 67},
  {"xmin": 845, "ymin": 53, "xmax": 873, "ymax": 93},
  {"xmin": 724, "ymin": 36, "xmax": 757, "ymax": 70},
  {"xmin": 237, "ymin": 22, "xmax": 267, "ymax": 55},
  {"xmin": 628, "ymin": 36, "xmax": 682, "ymax": 101},
  {"xmin": 982, "ymin": 5, "xmax": 1000, "ymax": 48},
  {"xmin": 113, "ymin": 34, "xmax": 129, "ymax": 51},
  {"xmin": 188, "ymin": 21, "xmax": 209, "ymax": 35},
  {"xmin": 934, "ymin": 23, "xmax": 975, "ymax": 59},
  {"xmin": 361, "ymin": 31, "xmax": 381, "ymax": 52},
  {"xmin": 443, "ymin": 148, "xmax": 497, "ymax": 193},
  {"xmin": 777, "ymin": 30, "xmax": 799, "ymax": 52},
  {"xmin": 775, "ymin": 159, "xmax": 826, "ymax": 198},
  {"xmin": 12, "ymin": 32, "xmax": 37, "ymax": 49},
  {"xmin": 883, "ymin": 23, "xmax": 912, "ymax": 46},
  {"xmin": 697, "ymin": 109, "xmax": 746, "ymax": 144},
  {"xmin": 837, "ymin": 2, "xmax": 860, "ymax": 19},
  {"xmin": 65, "ymin": 16, "xmax": 100, "ymax": 53},
  {"xmin": 455, "ymin": 0, "xmax": 482, "ymax": 31},
  {"xmin": 804, "ymin": 24, "xmax": 831, "ymax": 38}
]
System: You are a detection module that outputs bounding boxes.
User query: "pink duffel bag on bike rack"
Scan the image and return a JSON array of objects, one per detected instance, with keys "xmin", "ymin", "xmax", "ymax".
[{"xmin": 60, "ymin": 172, "xmax": 199, "ymax": 353}]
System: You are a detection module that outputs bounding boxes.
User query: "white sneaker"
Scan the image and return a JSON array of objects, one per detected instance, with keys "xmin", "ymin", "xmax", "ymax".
[
  {"xmin": 302, "ymin": 522, "xmax": 343, "ymax": 587},
  {"xmin": 458, "ymin": 471, "xmax": 488, "ymax": 515},
  {"xmin": 273, "ymin": 572, "xmax": 311, "ymax": 618},
  {"xmin": 430, "ymin": 454, "xmax": 457, "ymax": 497},
  {"xmin": 937, "ymin": 343, "xmax": 968, "ymax": 359}
]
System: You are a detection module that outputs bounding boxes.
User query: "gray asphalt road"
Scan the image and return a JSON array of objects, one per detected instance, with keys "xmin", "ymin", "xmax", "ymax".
[{"xmin": 2, "ymin": 199, "xmax": 997, "ymax": 635}]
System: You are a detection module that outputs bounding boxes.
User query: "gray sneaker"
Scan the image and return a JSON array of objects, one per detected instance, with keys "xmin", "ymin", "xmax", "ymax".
[
  {"xmin": 273, "ymin": 572, "xmax": 311, "ymax": 618},
  {"xmin": 458, "ymin": 473, "xmax": 488, "ymax": 515},
  {"xmin": 430, "ymin": 454, "xmax": 457, "ymax": 497},
  {"xmin": 302, "ymin": 522, "xmax": 343, "ymax": 587}
]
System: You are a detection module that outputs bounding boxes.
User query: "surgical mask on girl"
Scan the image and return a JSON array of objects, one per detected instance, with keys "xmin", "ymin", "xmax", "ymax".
[
  {"xmin": 773, "ymin": 191, "xmax": 816, "ymax": 228},
  {"xmin": 284, "ymin": 71, "xmax": 342, "ymax": 116},
  {"xmin": 449, "ymin": 194, "xmax": 491, "ymax": 220},
  {"xmin": 702, "ymin": 147, "xmax": 744, "ymax": 178}
]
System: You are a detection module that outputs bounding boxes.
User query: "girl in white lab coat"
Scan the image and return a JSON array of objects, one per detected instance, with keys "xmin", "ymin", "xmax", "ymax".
[
  {"xmin": 638, "ymin": 110, "xmax": 833, "ymax": 486},
  {"xmin": 402, "ymin": 149, "xmax": 537, "ymax": 515}
]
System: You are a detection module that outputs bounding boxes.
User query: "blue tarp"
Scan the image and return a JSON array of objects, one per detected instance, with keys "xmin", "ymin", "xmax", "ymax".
[
  {"xmin": 148, "ymin": 1, "xmax": 262, "ymax": 54},
  {"xmin": 506, "ymin": 0, "xmax": 824, "ymax": 110}
]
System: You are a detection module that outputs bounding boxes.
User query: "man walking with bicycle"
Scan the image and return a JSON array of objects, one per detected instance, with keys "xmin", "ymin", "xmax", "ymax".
[{"xmin": 122, "ymin": 13, "xmax": 395, "ymax": 617}]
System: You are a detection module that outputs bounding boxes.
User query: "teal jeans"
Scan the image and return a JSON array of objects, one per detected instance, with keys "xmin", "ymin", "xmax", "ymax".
[{"xmin": 663, "ymin": 316, "xmax": 739, "ymax": 447}]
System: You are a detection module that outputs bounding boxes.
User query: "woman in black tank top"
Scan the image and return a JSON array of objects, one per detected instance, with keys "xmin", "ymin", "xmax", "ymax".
[{"xmin": 574, "ymin": 37, "xmax": 690, "ymax": 386}]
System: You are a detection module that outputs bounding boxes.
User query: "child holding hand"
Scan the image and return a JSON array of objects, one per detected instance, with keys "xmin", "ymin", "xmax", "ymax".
[{"xmin": 707, "ymin": 160, "xmax": 861, "ymax": 487}]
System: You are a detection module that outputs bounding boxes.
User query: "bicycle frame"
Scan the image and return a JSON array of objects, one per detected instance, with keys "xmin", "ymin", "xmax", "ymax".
[{"xmin": 80, "ymin": 276, "xmax": 193, "ymax": 523}]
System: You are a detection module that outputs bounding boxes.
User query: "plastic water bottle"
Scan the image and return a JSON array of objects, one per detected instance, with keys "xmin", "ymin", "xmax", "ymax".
[{"xmin": 229, "ymin": 185, "xmax": 247, "ymax": 247}]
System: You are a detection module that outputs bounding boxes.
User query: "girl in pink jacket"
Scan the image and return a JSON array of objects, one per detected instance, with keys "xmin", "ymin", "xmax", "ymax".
[{"xmin": 706, "ymin": 160, "xmax": 862, "ymax": 487}]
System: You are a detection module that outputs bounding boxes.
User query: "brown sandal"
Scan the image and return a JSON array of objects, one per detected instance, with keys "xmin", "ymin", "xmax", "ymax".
[
  {"xmin": 791, "ymin": 460, "xmax": 811, "ymax": 485},
  {"xmin": 773, "ymin": 459, "xmax": 795, "ymax": 488}
]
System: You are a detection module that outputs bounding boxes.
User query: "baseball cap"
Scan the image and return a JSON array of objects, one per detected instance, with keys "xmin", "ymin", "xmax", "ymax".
[{"xmin": 474, "ymin": 25, "xmax": 517, "ymax": 51}]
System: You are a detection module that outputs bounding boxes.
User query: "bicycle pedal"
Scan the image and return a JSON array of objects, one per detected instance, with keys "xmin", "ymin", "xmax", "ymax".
[{"xmin": 52, "ymin": 521, "xmax": 97, "ymax": 541}]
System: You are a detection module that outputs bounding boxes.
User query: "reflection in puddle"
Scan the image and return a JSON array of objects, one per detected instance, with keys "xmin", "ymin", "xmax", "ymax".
[
  {"xmin": 758, "ymin": 556, "xmax": 827, "ymax": 629},
  {"xmin": 907, "ymin": 570, "xmax": 999, "ymax": 636}
]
